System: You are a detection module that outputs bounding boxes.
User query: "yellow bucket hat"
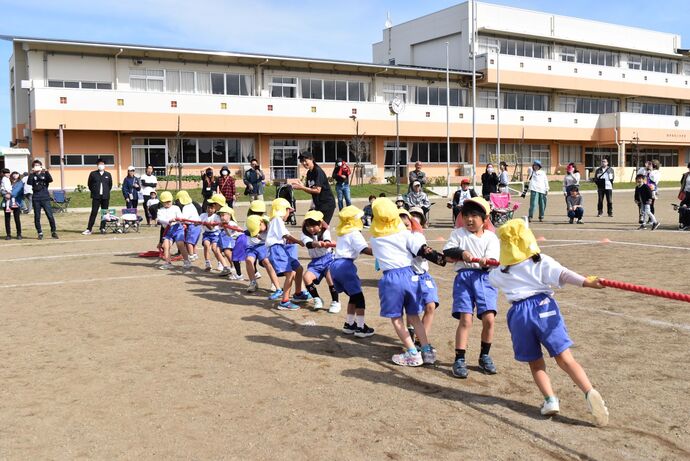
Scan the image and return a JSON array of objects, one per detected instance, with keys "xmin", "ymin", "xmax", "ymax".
[
  {"xmin": 217, "ymin": 205, "xmax": 236, "ymax": 220},
  {"xmin": 270, "ymin": 198, "xmax": 293, "ymax": 219},
  {"xmin": 371, "ymin": 198, "xmax": 402, "ymax": 238},
  {"xmin": 246, "ymin": 215, "xmax": 263, "ymax": 237},
  {"xmin": 207, "ymin": 193, "xmax": 226, "ymax": 206},
  {"xmin": 175, "ymin": 190, "xmax": 192, "ymax": 206},
  {"xmin": 304, "ymin": 210, "xmax": 324, "ymax": 223},
  {"xmin": 336, "ymin": 205, "xmax": 364, "ymax": 236},
  {"xmin": 249, "ymin": 200, "xmax": 266, "ymax": 213},
  {"xmin": 463, "ymin": 197, "xmax": 491, "ymax": 215},
  {"xmin": 496, "ymin": 218, "xmax": 541, "ymax": 266},
  {"xmin": 159, "ymin": 191, "xmax": 173, "ymax": 203}
]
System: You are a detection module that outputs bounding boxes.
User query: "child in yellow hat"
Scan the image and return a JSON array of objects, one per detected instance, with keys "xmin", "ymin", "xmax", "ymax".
[
  {"xmin": 330, "ymin": 205, "xmax": 374, "ymax": 337},
  {"xmin": 442, "ymin": 197, "xmax": 500, "ymax": 379},
  {"xmin": 156, "ymin": 191, "xmax": 191, "ymax": 270},
  {"xmin": 369, "ymin": 198, "xmax": 441, "ymax": 366},
  {"xmin": 245, "ymin": 213, "xmax": 281, "ymax": 295},
  {"xmin": 199, "ymin": 193, "xmax": 231, "ymax": 273},
  {"xmin": 488, "ymin": 218, "xmax": 609, "ymax": 426},
  {"xmin": 265, "ymin": 198, "xmax": 308, "ymax": 310},
  {"xmin": 300, "ymin": 210, "xmax": 340, "ymax": 313},
  {"xmin": 175, "ymin": 190, "xmax": 202, "ymax": 262},
  {"xmin": 217, "ymin": 206, "xmax": 243, "ymax": 280}
]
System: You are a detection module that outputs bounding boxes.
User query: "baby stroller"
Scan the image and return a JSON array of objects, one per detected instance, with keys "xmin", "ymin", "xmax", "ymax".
[
  {"xmin": 121, "ymin": 208, "xmax": 143, "ymax": 233},
  {"xmin": 276, "ymin": 182, "xmax": 297, "ymax": 225},
  {"xmin": 489, "ymin": 192, "xmax": 519, "ymax": 227}
]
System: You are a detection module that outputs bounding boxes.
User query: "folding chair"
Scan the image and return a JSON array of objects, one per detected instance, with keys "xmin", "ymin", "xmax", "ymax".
[
  {"xmin": 121, "ymin": 208, "xmax": 142, "ymax": 233},
  {"xmin": 51, "ymin": 190, "xmax": 71, "ymax": 213},
  {"xmin": 100, "ymin": 208, "xmax": 122, "ymax": 233}
]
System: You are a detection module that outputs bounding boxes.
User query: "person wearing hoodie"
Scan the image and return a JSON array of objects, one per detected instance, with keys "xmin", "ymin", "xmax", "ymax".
[{"xmin": 407, "ymin": 181, "xmax": 431, "ymax": 227}]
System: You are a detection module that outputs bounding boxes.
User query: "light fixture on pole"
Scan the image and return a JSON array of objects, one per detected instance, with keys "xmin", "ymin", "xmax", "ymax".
[{"xmin": 389, "ymin": 96, "xmax": 405, "ymax": 196}]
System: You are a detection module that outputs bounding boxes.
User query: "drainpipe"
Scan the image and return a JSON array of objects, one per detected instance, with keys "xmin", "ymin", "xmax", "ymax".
[
  {"xmin": 614, "ymin": 113, "xmax": 623, "ymax": 183},
  {"xmin": 117, "ymin": 131, "xmax": 122, "ymax": 186},
  {"xmin": 256, "ymin": 58, "xmax": 268, "ymax": 96},
  {"xmin": 114, "ymin": 48, "xmax": 123, "ymax": 90}
]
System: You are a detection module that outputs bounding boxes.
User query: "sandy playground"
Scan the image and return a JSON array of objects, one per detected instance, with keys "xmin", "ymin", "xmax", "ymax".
[{"xmin": 0, "ymin": 190, "xmax": 689, "ymax": 460}]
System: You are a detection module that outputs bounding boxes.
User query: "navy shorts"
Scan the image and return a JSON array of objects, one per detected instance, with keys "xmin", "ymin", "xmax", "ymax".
[
  {"xmin": 330, "ymin": 258, "xmax": 362, "ymax": 296},
  {"xmin": 420, "ymin": 271, "xmax": 439, "ymax": 307},
  {"xmin": 184, "ymin": 224, "xmax": 202, "ymax": 245},
  {"xmin": 233, "ymin": 234, "xmax": 248, "ymax": 262},
  {"xmin": 307, "ymin": 253, "xmax": 334, "ymax": 284},
  {"xmin": 163, "ymin": 224, "xmax": 184, "ymax": 242},
  {"xmin": 202, "ymin": 232, "xmax": 219, "ymax": 245},
  {"xmin": 452, "ymin": 269, "xmax": 498, "ymax": 319},
  {"xmin": 507, "ymin": 294, "xmax": 573, "ymax": 362},
  {"xmin": 379, "ymin": 266, "xmax": 425, "ymax": 319},
  {"xmin": 269, "ymin": 244, "xmax": 300, "ymax": 275},
  {"xmin": 246, "ymin": 243, "xmax": 268, "ymax": 261}
]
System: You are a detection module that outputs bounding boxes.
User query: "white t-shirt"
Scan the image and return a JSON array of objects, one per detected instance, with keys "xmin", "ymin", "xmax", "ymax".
[
  {"xmin": 302, "ymin": 228, "xmax": 333, "ymax": 259},
  {"xmin": 146, "ymin": 198, "xmax": 159, "ymax": 209},
  {"xmin": 140, "ymin": 174, "xmax": 158, "ymax": 196},
  {"xmin": 685, "ymin": 173, "xmax": 690, "ymax": 192},
  {"xmin": 98, "ymin": 171, "xmax": 104, "ymax": 196},
  {"xmin": 529, "ymin": 169, "xmax": 549, "ymax": 194},
  {"xmin": 200, "ymin": 213, "xmax": 221, "ymax": 235},
  {"xmin": 266, "ymin": 217, "xmax": 289, "ymax": 247},
  {"xmin": 409, "ymin": 232, "xmax": 429, "ymax": 274},
  {"xmin": 453, "ymin": 188, "xmax": 474, "ymax": 207},
  {"xmin": 222, "ymin": 220, "xmax": 242, "ymax": 238},
  {"xmin": 1, "ymin": 176, "xmax": 11, "ymax": 195},
  {"xmin": 22, "ymin": 176, "xmax": 32, "ymax": 194},
  {"xmin": 156, "ymin": 205, "xmax": 182, "ymax": 227},
  {"xmin": 181, "ymin": 203, "xmax": 200, "ymax": 220},
  {"xmin": 488, "ymin": 254, "xmax": 566, "ymax": 302},
  {"xmin": 443, "ymin": 227, "xmax": 500, "ymax": 271},
  {"xmin": 334, "ymin": 231, "xmax": 368, "ymax": 260},
  {"xmin": 370, "ymin": 230, "xmax": 424, "ymax": 272}
]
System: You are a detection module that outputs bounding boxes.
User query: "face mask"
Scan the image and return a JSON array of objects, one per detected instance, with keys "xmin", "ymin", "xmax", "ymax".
[
  {"xmin": 206, "ymin": 171, "xmax": 213, "ymax": 177},
  {"xmin": 487, "ymin": 168, "xmax": 494, "ymax": 173},
  {"xmin": 337, "ymin": 162, "xmax": 342, "ymax": 167},
  {"xmin": 98, "ymin": 165, "xmax": 105, "ymax": 171},
  {"xmin": 567, "ymin": 168, "xmax": 574, "ymax": 173},
  {"xmin": 33, "ymin": 166, "xmax": 41, "ymax": 172},
  {"xmin": 221, "ymin": 171, "xmax": 228, "ymax": 176}
]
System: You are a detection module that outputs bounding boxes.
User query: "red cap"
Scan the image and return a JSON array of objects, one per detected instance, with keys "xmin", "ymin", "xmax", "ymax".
[{"xmin": 461, "ymin": 178, "xmax": 470, "ymax": 185}]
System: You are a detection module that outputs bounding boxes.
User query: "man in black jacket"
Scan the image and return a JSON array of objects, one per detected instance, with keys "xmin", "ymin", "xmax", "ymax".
[
  {"xmin": 293, "ymin": 151, "xmax": 336, "ymax": 224},
  {"xmin": 26, "ymin": 159, "xmax": 58, "ymax": 240},
  {"xmin": 83, "ymin": 158, "xmax": 113, "ymax": 235}
]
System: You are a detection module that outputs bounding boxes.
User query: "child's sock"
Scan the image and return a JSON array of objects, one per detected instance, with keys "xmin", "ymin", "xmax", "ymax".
[
  {"xmin": 480, "ymin": 341, "xmax": 492, "ymax": 356},
  {"xmin": 407, "ymin": 347, "xmax": 418, "ymax": 355},
  {"xmin": 233, "ymin": 261, "xmax": 242, "ymax": 275},
  {"xmin": 306, "ymin": 283, "xmax": 320, "ymax": 299},
  {"xmin": 421, "ymin": 344, "xmax": 433, "ymax": 352},
  {"xmin": 455, "ymin": 349, "xmax": 466, "ymax": 360},
  {"xmin": 346, "ymin": 314, "xmax": 355, "ymax": 324},
  {"xmin": 281, "ymin": 293, "xmax": 290, "ymax": 303},
  {"xmin": 329, "ymin": 285, "xmax": 339, "ymax": 302},
  {"xmin": 355, "ymin": 315, "xmax": 365, "ymax": 328}
]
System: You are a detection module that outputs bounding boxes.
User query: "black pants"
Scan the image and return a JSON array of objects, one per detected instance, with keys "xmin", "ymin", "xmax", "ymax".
[
  {"xmin": 125, "ymin": 197, "xmax": 138, "ymax": 210},
  {"xmin": 320, "ymin": 206, "xmax": 336, "ymax": 225},
  {"xmin": 87, "ymin": 198, "xmax": 110, "ymax": 231},
  {"xmin": 597, "ymin": 189, "xmax": 613, "ymax": 216},
  {"xmin": 143, "ymin": 194, "xmax": 152, "ymax": 224},
  {"xmin": 5, "ymin": 208, "xmax": 21, "ymax": 236},
  {"xmin": 33, "ymin": 198, "xmax": 56, "ymax": 234}
]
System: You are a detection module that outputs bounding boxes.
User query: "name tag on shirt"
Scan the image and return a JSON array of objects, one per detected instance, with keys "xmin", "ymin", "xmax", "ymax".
[
  {"xmin": 411, "ymin": 275, "xmax": 419, "ymax": 282},
  {"xmin": 538, "ymin": 311, "xmax": 557, "ymax": 318}
]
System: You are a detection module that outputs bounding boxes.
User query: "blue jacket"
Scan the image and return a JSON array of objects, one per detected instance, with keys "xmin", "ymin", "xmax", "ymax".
[
  {"xmin": 2, "ymin": 181, "xmax": 24, "ymax": 208},
  {"xmin": 122, "ymin": 176, "xmax": 140, "ymax": 200}
]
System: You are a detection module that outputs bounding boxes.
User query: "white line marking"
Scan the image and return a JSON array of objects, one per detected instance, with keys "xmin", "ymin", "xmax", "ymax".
[
  {"xmin": 539, "ymin": 242, "xmax": 599, "ymax": 249},
  {"xmin": 563, "ymin": 302, "xmax": 690, "ymax": 334},
  {"xmin": 0, "ymin": 251, "xmax": 132, "ymax": 262},
  {"xmin": 607, "ymin": 241, "xmax": 690, "ymax": 251},
  {"xmin": 539, "ymin": 238, "xmax": 690, "ymax": 251},
  {"xmin": 0, "ymin": 235, "xmax": 151, "ymax": 248},
  {"xmin": 0, "ymin": 273, "xmax": 167, "ymax": 289}
]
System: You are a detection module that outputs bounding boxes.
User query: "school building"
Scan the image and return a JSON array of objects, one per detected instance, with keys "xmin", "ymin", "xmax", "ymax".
[{"xmin": 4, "ymin": 1, "xmax": 690, "ymax": 190}]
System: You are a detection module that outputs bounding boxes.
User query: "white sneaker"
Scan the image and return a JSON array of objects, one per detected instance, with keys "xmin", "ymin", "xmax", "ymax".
[
  {"xmin": 270, "ymin": 283, "xmax": 277, "ymax": 292},
  {"xmin": 247, "ymin": 280, "xmax": 258, "ymax": 293},
  {"xmin": 81, "ymin": 229, "xmax": 92, "ymax": 235},
  {"xmin": 159, "ymin": 262, "xmax": 174, "ymax": 270},
  {"xmin": 312, "ymin": 297, "xmax": 324, "ymax": 310},
  {"xmin": 189, "ymin": 254, "xmax": 198, "ymax": 262},
  {"xmin": 255, "ymin": 271, "xmax": 262, "ymax": 280},
  {"xmin": 540, "ymin": 397, "xmax": 560, "ymax": 416},
  {"xmin": 586, "ymin": 389, "xmax": 609, "ymax": 427},
  {"xmin": 182, "ymin": 260, "xmax": 192, "ymax": 271},
  {"xmin": 392, "ymin": 350, "xmax": 423, "ymax": 367},
  {"xmin": 228, "ymin": 273, "xmax": 244, "ymax": 281},
  {"xmin": 204, "ymin": 261, "xmax": 211, "ymax": 272},
  {"xmin": 328, "ymin": 301, "xmax": 342, "ymax": 314},
  {"xmin": 216, "ymin": 262, "xmax": 224, "ymax": 271}
]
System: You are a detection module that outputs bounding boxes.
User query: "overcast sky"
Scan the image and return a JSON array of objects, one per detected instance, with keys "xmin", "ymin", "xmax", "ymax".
[{"xmin": 1, "ymin": 0, "xmax": 689, "ymax": 147}]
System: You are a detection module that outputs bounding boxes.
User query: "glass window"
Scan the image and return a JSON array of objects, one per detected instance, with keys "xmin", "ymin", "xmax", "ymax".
[
  {"xmin": 335, "ymin": 80, "xmax": 347, "ymax": 101},
  {"xmin": 336, "ymin": 141, "xmax": 348, "ymax": 161},
  {"xmin": 449, "ymin": 88, "xmax": 460, "ymax": 106},
  {"xmin": 383, "ymin": 84, "xmax": 408, "ymax": 103},
  {"xmin": 416, "ymin": 87, "xmax": 428, "ymax": 105},
  {"xmin": 81, "ymin": 82, "xmax": 96, "ymax": 89},
  {"xmin": 227, "ymin": 139, "xmax": 241, "ymax": 163},
  {"xmin": 559, "ymin": 145, "xmax": 582, "ymax": 165},
  {"xmin": 211, "ymin": 73, "xmax": 225, "ymax": 95},
  {"xmin": 48, "ymin": 80, "xmax": 63, "ymax": 88},
  {"xmin": 166, "ymin": 70, "xmax": 180, "ymax": 93},
  {"xmin": 181, "ymin": 71, "xmax": 195, "ymax": 93},
  {"xmin": 270, "ymin": 77, "xmax": 297, "ymax": 98},
  {"xmin": 182, "ymin": 139, "xmax": 197, "ymax": 164},
  {"xmin": 197, "ymin": 139, "xmax": 213, "ymax": 163},
  {"xmin": 585, "ymin": 148, "xmax": 618, "ymax": 168},
  {"xmin": 428, "ymin": 87, "xmax": 439, "ymax": 106},
  {"xmin": 196, "ymin": 72, "xmax": 211, "ymax": 94},
  {"xmin": 348, "ymin": 81, "xmax": 360, "ymax": 101},
  {"xmin": 324, "ymin": 141, "xmax": 337, "ymax": 163},
  {"xmin": 324, "ymin": 80, "xmax": 335, "ymax": 100},
  {"xmin": 226, "ymin": 74, "xmax": 240, "ymax": 95}
]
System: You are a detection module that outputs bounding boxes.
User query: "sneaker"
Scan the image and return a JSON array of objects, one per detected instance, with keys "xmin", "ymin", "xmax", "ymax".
[
  {"xmin": 268, "ymin": 289, "xmax": 284, "ymax": 300},
  {"xmin": 5, "ymin": 235, "xmax": 10, "ymax": 240},
  {"xmin": 16, "ymin": 235, "xmax": 22, "ymax": 240},
  {"xmin": 216, "ymin": 262, "xmax": 224, "ymax": 271},
  {"xmin": 651, "ymin": 221, "xmax": 660, "ymax": 231},
  {"xmin": 255, "ymin": 271, "xmax": 262, "ymax": 280},
  {"xmin": 277, "ymin": 300, "xmax": 300, "ymax": 311},
  {"xmin": 159, "ymin": 262, "xmax": 174, "ymax": 270},
  {"xmin": 354, "ymin": 324, "xmax": 375, "ymax": 338},
  {"xmin": 81, "ymin": 229, "xmax": 92, "ymax": 235},
  {"xmin": 585, "ymin": 389, "xmax": 609, "ymax": 427},
  {"xmin": 51, "ymin": 232, "xmax": 59, "ymax": 239},
  {"xmin": 328, "ymin": 301, "xmax": 341, "ymax": 314},
  {"xmin": 597, "ymin": 213, "xmax": 602, "ymax": 218},
  {"xmin": 218, "ymin": 267, "xmax": 232, "ymax": 276},
  {"xmin": 204, "ymin": 261, "xmax": 212, "ymax": 272},
  {"xmin": 312, "ymin": 297, "xmax": 324, "ymax": 310},
  {"xmin": 577, "ymin": 219, "xmax": 583, "ymax": 224},
  {"xmin": 100, "ymin": 229, "xmax": 106, "ymax": 234},
  {"xmin": 246, "ymin": 280, "xmax": 258, "ymax": 293},
  {"xmin": 421, "ymin": 347, "xmax": 437, "ymax": 365},
  {"xmin": 636, "ymin": 225, "xmax": 646, "ymax": 230},
  {"xmin": 228, "ymin": 273, "xmax": 244, "ymax": 281},
  {"xmin": 539, "ymin": 217, "xmax": 544, "ymax": 223},
  {"xmin": 541, "ymin": 397, "xmax": 560, "ymax": 416},
  {"xmin": 182, "ymin": 260, "xmax": 192, "ymax": 271},
  {"xmin": 38, "ymin": 233, "xmax": 44, "ymax": 240},
  {"xmin": 608, "ymin": 213, "xmax": 613, "ymax": 217},
  {"xmin": 189, "ymin": 254, "xmax": 198, "ymax": 262},
  {"xmin": 342, "ymin": 322, "xmax": 357, "ymax": 334},
  {"xmin": 569, "ymin": 218, "xmax": 574, "ymax": 224},
  {"xmin": 392, "ymin": 350, "xmax": 423, "ymax": 367},
  {"xmin": 291, "ymin": 291, "xmax": 312, "ymax": 303},
  {"xmin": 478, "ymin": 354, "xmax": 497, "ymax": 374},
  {"xmin": 452, "ymin": 357, "xmax": 469, "ymax": 379}
]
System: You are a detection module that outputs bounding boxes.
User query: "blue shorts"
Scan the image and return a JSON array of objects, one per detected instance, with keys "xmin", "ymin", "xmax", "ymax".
[
  {"xmin": 233, "ymin": 234, "xmax": 248, "ymax": 262},
  {"xmin": 307, "ymin": 253, "xmax": 334, "ymax": 284},
  {"xmin": 246, "ymin": 243, "xmax": 267, "ymax": 262},
  {"xmin": 419, "ymin": 271, "xmax": 439, "ymax": 307},
  {"xmin": 269, "ymin": 244, "xmax": 300, "ymax": 275},
  {"xmin": 218, "ymin": 232, "xmax": 235, "ymax": 251},
  {"xmin": 507, "ymin": 294, "xmax": 573, "ymax": 362},
  {"xmin": 163, "ymin": 224, "xmax": 184, "ymax": 242},
  {"xmin": 379, "ymin": 266, "xmax": 425, "ymax": 319},
  {"xmin": 330, "ymin": 258, "xmax": 362, "ymax": 296},
  {"xmin": 451, "ymin": 270, "xmax": 498, "ymax": 319},
  {"xmin": 202, "ymin": 232, "xmax": 219, "ymax": 245},
  {"xmin": 184, "ymin": 224, "xmax": 202, "ymax": 245}
]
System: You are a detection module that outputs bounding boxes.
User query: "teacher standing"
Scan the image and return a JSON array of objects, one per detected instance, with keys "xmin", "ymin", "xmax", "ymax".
[
  {"xmin": 293, "ymin": 151, "xmax": 336, "ymax": 224},
  {"xmin": 82, "ymin": 158, "xmax": 113, "ymax": 235}
]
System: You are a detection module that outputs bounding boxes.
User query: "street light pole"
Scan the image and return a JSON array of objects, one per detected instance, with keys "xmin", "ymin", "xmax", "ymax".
[
  {"xmin": 486, "ymin": 42, "xmax": 501, "ymax": 166},
  {"xmin": 445, "ymin": 41, "xmax": 451, "ymax": 198},
  {"xmin": 471, "ymin": 0, "xmax": 477, "ymax": 189},
  {"xmin": 395, "ymin": 112, "xmax": 400, "ymax": 196},
  {"xmin": 58, "ymin": 124, "xmax": 65, "ymax": 191}
]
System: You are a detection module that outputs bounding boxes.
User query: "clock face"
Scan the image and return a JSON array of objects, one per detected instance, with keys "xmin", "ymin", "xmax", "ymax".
[{"xmin": 389, "ymin": 96, "xmax": 405, "ymax": 114}]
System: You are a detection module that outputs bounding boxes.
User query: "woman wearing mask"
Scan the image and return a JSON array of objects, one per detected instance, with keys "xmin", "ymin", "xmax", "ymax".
[
  {"xmin": 498, "ymin": 161, "xmax": 510, "ymax": 194},
  {"xmin": 481, "ymin": 163, "xmax": 499, "ymax": 201},
  {"xmin": 122, "ymin": 166, "xmax": 141, "ymax": 210},
  {"xmin": 562, "ymin": 162, "xmax": 580, "ymax": 210},
  {"xmin": 332, "ymin": 157, "xmax": 352, "ymax": 210},
  {"xmin": 201, "ymin": 168, "xmax": 218, "ymax": 212},
  {"xmin": 27, "ymin": 159, "xmax": 58, "ymax": 239},
  {"xmin": 4, "ymin": 171, "xmax": 24, "ymax": 240},
  {"xmin": 140, "ymin": 164, "xmax": 157, "ymax": 225},
  {"xmin": 217, "ymin": 166, "xmax": 236, "ymax": 208}
]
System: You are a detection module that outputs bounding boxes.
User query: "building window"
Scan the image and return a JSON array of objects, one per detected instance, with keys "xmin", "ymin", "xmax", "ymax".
[
  {"xmin": 584, "ymin": 148, "xmax": 618, "ymax": 168},
  {"xmin": 270, "ymin": 77, "xmax": 297, "ymax": 98},
  {"xmin": 301, "ymin": 78, "xmax": 368, "ymax": 101},
  {"xmin": 478, "ymin": 90, "xmax": 498, "ymax": 108},
  {"xmin": 415, "ymin": 86, "xmax": 466, "ymax": 107},
  {"xmin": 303, "ymin": 140, "xmax": 371, "ymax": 164},
  {"xmin": 560, "ymin": 47, "xmax": 576, "ymax": 62},
  {"xmin": 410, "ymin": 142, "xmax": 467, "ymax": 164},
  {"xmin": 567, "ymin": 47, "xmax": 619, "ymax": 67},
  {"xmin": 478, "ymin": 35, "xmax": 551, "ymax": 59},
  {"xmin": 628, "ymin": 54, "xmax": 678, "ymax": 74},
  {"xmin": 208, "ymin": 73, "xmax": 253, "ymax": 96},
  {"xmin": 129, "ymin": 68, "xmax": 164, "ymax": 92},
  {"xmin": 559, "ymin": 145, "xmax": 582, "ymax": 165},
  {"xmin": 47, "ymin": 80, "xmax": 112, "ymax": 90},
  {"xmin": 558, "ymin": 96, "xmax": 619, "ymax": 114},
  {"xmin": 628, "ymin": 100, "xmax": 677, "ymax": 116},
  {"xmin": 501, "ymin": 92, "xmax": 549, "ymax": 111},
  {"xmin": 383, "ymin": 84, "xmax": 408, "ymax": 103},
  {"xmin": 49, "ymin": 154, "xmax": 115, "ymax": 167},
  {"xmin": 625, "ymin": 149, "xmax": 678, "ymax": 167},
  {"xmin": 480, "ymin": 144, "xmax": 551, "ymax": 170}
]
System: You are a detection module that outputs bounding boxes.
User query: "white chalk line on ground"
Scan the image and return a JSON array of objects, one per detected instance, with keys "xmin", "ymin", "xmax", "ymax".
[
  {"xmin": 563, "ymin": 302, "xmax": 690, "ymax": 334},
  {"xmin": 538, "ymin": 242, "xmax": 599, "ymax": 249},
  {"xmin": 0, "ymin": 251, "xmax": 133, "ymax": 262},
  {"xmin": 0, "ymin": 273, "xmax": 168, "ymax": 289},
  {"xmin": 0, "ymin": 235, "xmax": 152, "ymax": 248}
]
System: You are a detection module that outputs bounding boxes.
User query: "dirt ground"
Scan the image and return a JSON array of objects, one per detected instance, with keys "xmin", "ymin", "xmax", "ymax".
[{"xmin": 0, "ymin": 190, "xmax": 688, "ymax": 460}]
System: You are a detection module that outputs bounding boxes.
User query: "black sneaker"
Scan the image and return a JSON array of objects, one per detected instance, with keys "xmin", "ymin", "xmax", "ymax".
[
  {"xmin": 608, "ymin": 214, "xmax": 613, "ymax": 218},
  {"xmin": 569, "ymin": 218, "xmax": 574, "ymax": 224},
  {"xmin": 354, "ymin": 324, "xmax": 375, "ymax": 338},
  {"xmin": 636, "ymin": 225, "xmax": 646, "ymax": 230},
  {"xmin": 16, "ymin": 235, "xmax": 22, "ymax": 240},
  {"xmin": 5, "ymin": 235, "xmax": 10, "ymax": 240},
  {"xmin": 597, "ymin": 213, "xmax": 602, "ymax": 217},
  {"xmin": 38, "ymin": 233, "xmax": 44, "ymax": 240},
  {"xmin": 651, "ymin": 221, "xmax": 660, "ymax": 231},
  {"xmin": 342, "ymin": 322, "xmax": 357, "ymax": 335},
  {"xmin": 51, "ymin": 232, "xmax": 59, "ymax": 239}
]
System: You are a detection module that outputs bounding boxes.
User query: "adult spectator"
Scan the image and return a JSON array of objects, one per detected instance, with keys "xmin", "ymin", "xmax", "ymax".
[
  {"xmin": 593, "ymin": 158, "xmax": 614, "ymax": 217},
  {"xmin": 201, "ymin": 167, "xmax": 218, "ymax": 212},
  {"xmin": 407, "ymin": 180, "xmax": 431, "ymax": 227},
  {"xmin": 21, "ymin": 172, "xmax": 32, "ymax": 214},
  {"xmin": 218, "ymin": 166, "xmax": 237, "ymax": 208},
  {"xmin": 332, "ymin": 157, "xmax": 352, "ymax": 210},
  {"xmin": 676, "ymin": 163, "xmax": 690, "ymax": 230},
  {"xmin": 562, "ymin": 162, "xmax": 580, "ymax": 210},
  {"xmin": 83, "ymin": 158, "xmax": 113, "ymax": 235},
  {"xmin": 527, "ymin": 160, "xmax": 549, "ymax": 223},
  {"xmin": 498, "ymin": 161, "xmax": 510, "ymax": 193},
  {"xmin": 4, "ymin": 171, "xmax": 23, "ymax": 240},
  {"xmin": 408, "ymin": 161, "xmax": 427, "ymax": 191},
  {"xmin": 243, "ymin": 158, "xmax": 265, "ymax": 201},
  {"xmin": 480, "ymin": 163, "xmax": 499, "ymax": 200},
  {"xmin": 140, "ymin": 164, "xmax": 158, "ymax": 225},
  {"xmin": 294, "ymin": 151, "xmax": 336, "ymax": 224},
  {"xmin": 122, "ymin": 166, "xmax": 141, "ymax": 210},
  {"xmin": 27, "ymin": 159, "xmax": 58, "ymax": 239}
]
